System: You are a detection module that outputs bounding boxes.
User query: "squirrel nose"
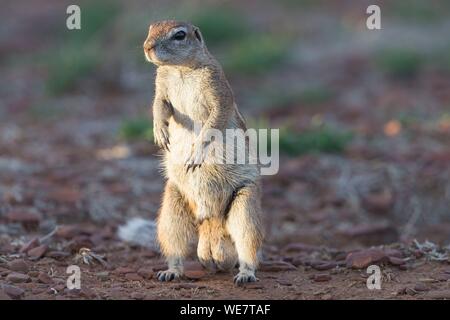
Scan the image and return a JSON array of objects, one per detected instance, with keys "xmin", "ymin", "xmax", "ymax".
[{"xmin": 143, "ymin": 41, "xmax": 156, "ymax": 52}]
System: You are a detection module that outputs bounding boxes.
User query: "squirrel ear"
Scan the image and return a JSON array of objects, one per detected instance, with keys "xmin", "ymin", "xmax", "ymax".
[{"xmin": 194, "ymin": 28, "xmax": 202, "ymax": 43}]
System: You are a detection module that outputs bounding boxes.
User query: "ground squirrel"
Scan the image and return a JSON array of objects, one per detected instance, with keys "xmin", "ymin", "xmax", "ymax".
[{"xmin": 143, "ymin": 20, "xmax": 263, "ymax": 284}]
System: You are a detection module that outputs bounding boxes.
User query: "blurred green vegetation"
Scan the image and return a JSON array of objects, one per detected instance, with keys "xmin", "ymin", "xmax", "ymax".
[
  {"xmin": 389, "ymin": 1, "xmax": 450, "ymax": 23},
  {"xmin": 250, "ymin": 118, "xmax": 352, "ymax": 156},
  {"xmin": 191, "ymin": 7, "xmax": 250, "ymax": 46},
  {"xmin": 45, "ymin": 1, "xmax": 120, "ymax": 95},
  {"xmin": 248, "ymin": 117, "xmax": 270, "ymax": 131},
  {"xmin": 431, "ymin": 45, "xmax": 450, "ymax": 71},
  {"xmin": 375, "ymin": 49, "xmax": 423, "ymax": 78},
  {"xmin": 68, "ymin": 1, "xmax": 120, "ymax": 43},
  {"xmin": 28, "ymin": 101, "xmax": 64, "ymax": 120},
  {"xmin": 397, "ymin": 112, "xmax": 420, "ymax": 128},
  {"xmin": 279, "ymin": 125, "xmax": 352, "ymax": 156},
  {"xmin": 119, "ymin": 118, "xmax": 153, "ymax": 141},
  {"xmin": 278, "ymin": 0, "xmax": 318, "ymax": 9},
  {"xmin": 46, "ymin": 45, "xmax": 100, "ymax": 94},
  {"xmin": 252, "ymin": 85, "xmax": 333, "ymax": 111},
  {"xmin": 297, "ymin": 86, "xmax": 334, "ymax": 105},
  {"xmin": 224, "ymin": 35, "xmax": 289, "ymax": 75}
]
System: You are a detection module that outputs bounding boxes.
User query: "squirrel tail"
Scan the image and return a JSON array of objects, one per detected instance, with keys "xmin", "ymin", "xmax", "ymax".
[{"xmin": 117, "ymin": 217, "xmax": 159, "ymax": 251}]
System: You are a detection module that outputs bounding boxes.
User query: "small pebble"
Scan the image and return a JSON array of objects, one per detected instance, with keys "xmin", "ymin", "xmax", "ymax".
[{"xmin": 6, "ymin": 272, "xmax": 31, "ymax": 284}]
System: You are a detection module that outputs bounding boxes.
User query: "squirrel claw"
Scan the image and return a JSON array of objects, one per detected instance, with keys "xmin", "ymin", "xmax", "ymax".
[
  {"xmin": 156, "ymin": 270, "xmax": 181, "ymax": 282},
  {"xmin": 185, "ymin": 163, "xmax": 200, "ymax": 173},
  {"xmin": 185, "ymin": 141, "xmax": 207, "ymax": 172},
  {"xmin": 233, "ymin": 273, "xmax": 258, "ymax": 286},
  {"xmin": 185, "ymin": 152, "xmax": 204, "ymax": 172},
  {"xmin": 163, "ymin": 139, "xmax": 170, "ymax": 152},
  {"xmin": 161, "ymin": 136, "xmax": 170, "ymax": 152},
  {"xmin": 186, "ymin": 163, "xmax": 201, "ymax": 173},
  {"xmin": 154, "ymin": 122, "xmax": 170, "ymax": 151}
]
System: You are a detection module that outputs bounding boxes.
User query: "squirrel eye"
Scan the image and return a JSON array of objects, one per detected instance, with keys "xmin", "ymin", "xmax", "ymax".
[{"xmin": 172, "ymin": 30, "xmax": 186, "ymax": 41}]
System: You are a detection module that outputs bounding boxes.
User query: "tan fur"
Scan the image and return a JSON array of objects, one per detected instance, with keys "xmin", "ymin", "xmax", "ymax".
[
  {"xmin": 144, "ymin": 20, "xmax": 263, "ymax": 284},
  {"xmin": 197, "ymin": 217, "xmax": 238, "ymax": 272}
]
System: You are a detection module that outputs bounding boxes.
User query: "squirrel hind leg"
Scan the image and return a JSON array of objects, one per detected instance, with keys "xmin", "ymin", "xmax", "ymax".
[
  {"xmin": 197, "ymin": 220, "xmax": 216, "ymax": 271},
  {"xmin": 225, "ymin": 184, "xmax": 264, "ymax": 285},
  {"xmin": 197, "ymin": 218, "xmax": 238, "ymax": 272},
  {"xmin": 213, "ymin": 234, "xmax": 238, "ymax": 272},
  {"xmin": 157, "ymin": 181, "xmax": 197, "ymax": 281}
]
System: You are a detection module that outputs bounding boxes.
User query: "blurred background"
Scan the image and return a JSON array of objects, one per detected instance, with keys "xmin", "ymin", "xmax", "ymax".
[{"xmin": 1, "ymin": 0, "xmax": 450, "ymax": 251}]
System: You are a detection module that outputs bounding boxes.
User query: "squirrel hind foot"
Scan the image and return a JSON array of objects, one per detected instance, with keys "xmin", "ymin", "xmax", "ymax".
[{"xmin": 156, "ymin": 269, "xmax": 182, "ymax": 282}]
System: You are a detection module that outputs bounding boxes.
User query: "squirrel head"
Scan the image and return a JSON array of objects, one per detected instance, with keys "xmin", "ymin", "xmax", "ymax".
[{"xmin": 143, "ymin": 20, "xmax": 207, "ymax": 67}]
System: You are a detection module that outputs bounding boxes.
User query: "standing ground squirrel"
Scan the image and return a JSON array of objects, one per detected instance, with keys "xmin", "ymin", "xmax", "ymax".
[{"xmin": 143, "ymin": 20, "xmax": 263, "ymax": 284}]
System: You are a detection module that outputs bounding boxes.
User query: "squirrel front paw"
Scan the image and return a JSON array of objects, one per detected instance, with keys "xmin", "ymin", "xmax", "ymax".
[
  {"xmin": 185, "ymin": 140, "xmax": 209, "ymax": 172},
  {"xmin": 153, "ymin": 120, "xmax": 170, "ymax": 151}
]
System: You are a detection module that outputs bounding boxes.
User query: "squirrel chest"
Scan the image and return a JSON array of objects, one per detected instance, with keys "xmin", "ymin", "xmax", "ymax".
[
  {"xmin": 165, "ymin": 69, "xmax": 210, "ymax": 126},
  {"xmin": 163, "ymin": 68, "xmax": 216, "ymax": 174}
]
